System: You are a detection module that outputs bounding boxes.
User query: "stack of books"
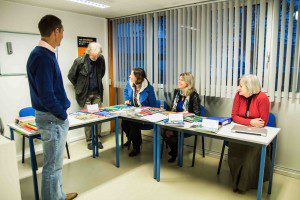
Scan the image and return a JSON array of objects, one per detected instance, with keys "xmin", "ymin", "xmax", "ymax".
[{"xmin": 15, "ymin": 116, "xmax": 37, "ymax": 132}]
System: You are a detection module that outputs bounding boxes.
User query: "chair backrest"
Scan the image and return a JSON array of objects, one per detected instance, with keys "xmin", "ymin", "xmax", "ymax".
[
  {"xmin": 19, "ymin": 107, "xmax": 35, "ymax": 117},
  {"xmin": 156, "ymin": 100, "xmax": 167, "ymax": 109},
  {"xmin": 200, "ymin": 105, "xmax": 205, "ymax": 117},
  {"xmin": 266, "ymin": 113, "xmax": 276, "ymax": 127}
]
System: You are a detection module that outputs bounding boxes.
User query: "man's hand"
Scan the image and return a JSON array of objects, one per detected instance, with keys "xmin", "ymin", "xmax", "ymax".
[{"xmin": 125, "ymin": 100, "xmax": 130, "ymax": 105}]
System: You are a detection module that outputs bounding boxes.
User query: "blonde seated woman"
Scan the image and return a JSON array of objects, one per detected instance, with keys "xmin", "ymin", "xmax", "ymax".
[
  {"xmin": 162, "ymin": 72, "xmax": 201, "ymax": 163},
  {"xmin": 229, "ymin": 74, "xmax": 271, "ymax": 192}
]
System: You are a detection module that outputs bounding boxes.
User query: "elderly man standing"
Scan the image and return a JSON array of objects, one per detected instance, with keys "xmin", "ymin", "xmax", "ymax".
[{"xmin": 68, "ymin": 42, "xmax": 106, "ymax": 150}]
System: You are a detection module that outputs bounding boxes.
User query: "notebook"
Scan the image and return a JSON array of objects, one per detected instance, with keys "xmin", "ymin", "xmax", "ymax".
[{"xmin": 231, "ymin": 125, "xmax": 268, "ymax": 137}]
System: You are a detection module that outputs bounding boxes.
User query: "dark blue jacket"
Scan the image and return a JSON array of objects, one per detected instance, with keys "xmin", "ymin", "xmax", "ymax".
[
  {"xmin": 27, "ymin": 46, "xmax": 70, "ymax": 120},
  {"xmin": 124, "ymin": 79, "xmax": 157, "ymax": 107}
]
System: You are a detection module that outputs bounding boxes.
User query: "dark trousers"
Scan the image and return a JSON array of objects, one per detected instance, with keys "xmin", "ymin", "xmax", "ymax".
[
  {"xmin": 161, "ymin": 130, "xmax": 178, "ymax": 157},
  {"xmin": 121, "ymin": 120, "xmax": 143, "ymax": 150}
]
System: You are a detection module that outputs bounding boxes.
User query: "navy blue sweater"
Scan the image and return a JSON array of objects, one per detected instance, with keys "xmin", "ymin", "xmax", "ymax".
[{"xmin": 27, "ymin": 46, "xmax": 70, "ymax": 120}]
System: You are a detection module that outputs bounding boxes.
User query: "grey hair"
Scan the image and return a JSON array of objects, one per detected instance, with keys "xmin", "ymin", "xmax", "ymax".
[
  {"xmin": 86, "ymin": 42, "xmax": 102, "ymax": 56},
  {"xmin": 240, "ymin": 74, "xmax": 261, "ymax": 95},
  {"xmin": 179, "ymin": 72, "xmax": 196, "ymax": 96}
]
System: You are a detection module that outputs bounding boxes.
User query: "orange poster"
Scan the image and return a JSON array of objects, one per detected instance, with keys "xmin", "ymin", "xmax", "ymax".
[{"xmin": 77, "ymin": 36, "xmax": 97, "ymax": 56}]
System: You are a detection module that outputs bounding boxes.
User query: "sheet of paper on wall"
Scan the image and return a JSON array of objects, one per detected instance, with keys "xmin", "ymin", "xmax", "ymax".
[
  {"xmin": 87, "ymin": 104, "xmax": 99, "ymax": 113},
  {"xmin": 141, "ymin": 113, "xmax": 168, "ymax": 122}
]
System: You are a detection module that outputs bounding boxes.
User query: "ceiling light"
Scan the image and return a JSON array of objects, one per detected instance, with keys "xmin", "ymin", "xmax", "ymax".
[{"xmin": 68, "ymin": 0, "xmax": 110, "ymax": 9}]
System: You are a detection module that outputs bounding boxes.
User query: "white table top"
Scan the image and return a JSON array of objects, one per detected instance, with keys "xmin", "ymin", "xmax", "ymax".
[
  {"xmin": 158, "ymin": 122, "xmax": 280, "ymax": 146},
  {"xmin": 8, "ymin": 110, "xmax": 280, "ymax": 146},
  {"xmin": 216, "ymin": 123, "xmax": 280, "ymax": 145},
  {"xmin": 8, "ymin": 115, "xmax": 116, "ymax": 137}
]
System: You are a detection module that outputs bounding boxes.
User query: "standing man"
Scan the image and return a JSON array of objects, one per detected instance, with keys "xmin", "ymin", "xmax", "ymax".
[
  {"xmin": 26, "ymin": 15, "xmax": 77, "ymax": 200},
  {"xmin": 68, "ymin": 42, "xmax": 106, "ymax": 150}
]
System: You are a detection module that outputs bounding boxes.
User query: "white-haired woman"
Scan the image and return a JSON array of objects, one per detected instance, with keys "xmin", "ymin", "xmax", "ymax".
[
  {"xmin": 229, "ymin": 74, "xmax": 271, "ymax": 192},
  {"xmin": 68, "ymin": 42, "xmax": 106, "ymax": 150},
  {"xmin": 162, "ymin": 72, "xmax": 201, "ymax": 163}
]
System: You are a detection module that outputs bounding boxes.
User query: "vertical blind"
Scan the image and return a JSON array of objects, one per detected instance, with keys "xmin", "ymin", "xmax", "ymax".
[{"xmin": 112, "ymin": 0, "xmax": 300, "ymax": 102}]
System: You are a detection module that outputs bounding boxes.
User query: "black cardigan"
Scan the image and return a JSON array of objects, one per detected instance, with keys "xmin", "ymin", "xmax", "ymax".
[{"xmin": 169, "ymin": 89, "xmax": 201, "ymax": 116}]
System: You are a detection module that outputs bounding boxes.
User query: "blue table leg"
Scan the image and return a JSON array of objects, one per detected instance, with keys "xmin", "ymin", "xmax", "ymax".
[
  {"xmin": 10, "ymin": 128, "xmax": 14, "ymax": 140},
  {"xmin": 177, "ymin": 132, "xmax": 182, "ymax": 167},
  {"xmin": 29, "ymin": 137, "xmax": 39, "ymax": 200},
  {"xmin": 180, "ymin": 132, "xmax": 184, "ymax": 167},
  {"xmin": 268, "ymin": 136, "xmax": 278, "ymax": 194},
  {"xmin": 153, "ymin": 124, "xmax": 157, "ymax": 179},
  {"xmin": 156, "ymin": 125, "xmax": 161, "ymax": 182},
  {"xmin": 115, "ymin": 117, "xmax": 120, "ymax": 168},
  {"xmin": 91, "ymin": 125, "xmax": 95, "ymax": 158},
  {"xmin": 95, "ymin": 124, "xmax": 99, "ymax": 157},
  {"xmin": 257, "ymin": 145, "xmax": 266, "ymax": 200}
]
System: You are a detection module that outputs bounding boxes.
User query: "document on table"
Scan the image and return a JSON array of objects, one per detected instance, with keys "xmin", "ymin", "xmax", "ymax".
[
  {"xmin": 168, "ymin": 113, "xmax": 183, "ymax": 122},
  {"xmin": 141, "ymin": 113, "xmax": 168, "ymax": 122}
]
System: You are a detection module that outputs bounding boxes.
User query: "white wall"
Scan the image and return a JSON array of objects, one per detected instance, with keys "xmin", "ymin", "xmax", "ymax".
[{"xmin": 0, "ymin": 0, "xmax": 109, "ymax": 159}]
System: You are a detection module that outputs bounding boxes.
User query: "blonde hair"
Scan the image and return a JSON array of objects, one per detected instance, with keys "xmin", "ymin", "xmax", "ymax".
[
  {"xmin": 240, "ymin": 74, "xmax": 261, "ymax": 95},
  {"xmin": 86, "ymin": 42, "xmax": 103, "ymax": 56},
  {"xmin": 179, "ymin": 72, "xmax": 196, "ymax": 96}
]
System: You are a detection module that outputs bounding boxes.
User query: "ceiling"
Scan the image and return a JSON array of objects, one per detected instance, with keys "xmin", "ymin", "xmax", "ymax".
[{"xmin": 4, "ymin": 0, "xmax": 207, "ymax": 18}]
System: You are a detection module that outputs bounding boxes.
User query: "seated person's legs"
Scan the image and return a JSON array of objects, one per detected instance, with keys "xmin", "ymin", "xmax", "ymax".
[
  {"xmin": 162, "ymin": 130, "xmax": 178, "ymax": 163},
  {"xmin": 128, "ymin": 122, "xmax": 143, "ymax": 157},
  {"xmin": 121, "ymin": 120, "xmax": 131, "ymax": 146}
]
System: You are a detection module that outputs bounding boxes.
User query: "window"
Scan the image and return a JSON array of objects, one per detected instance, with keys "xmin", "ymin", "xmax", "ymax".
[{"xmin": 113, "ymin": 0, "xmax": 300, "ymax": 102}]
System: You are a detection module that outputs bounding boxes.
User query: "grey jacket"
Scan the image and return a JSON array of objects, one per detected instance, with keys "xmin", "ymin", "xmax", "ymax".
[{"xmin": 68, "ymin": 54, "xmax": 106, "ymax": 107}]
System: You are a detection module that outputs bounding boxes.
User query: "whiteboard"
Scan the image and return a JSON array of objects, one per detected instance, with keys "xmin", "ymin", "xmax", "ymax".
[{"xmin": 0, "ymin": 32, "xmax": 40, "ymax": 75}]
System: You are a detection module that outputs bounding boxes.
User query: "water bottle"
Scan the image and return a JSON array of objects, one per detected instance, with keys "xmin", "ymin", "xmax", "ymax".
[{"xmin": 160, "ymin": 100, "xmax": 164, "ymax": 109}]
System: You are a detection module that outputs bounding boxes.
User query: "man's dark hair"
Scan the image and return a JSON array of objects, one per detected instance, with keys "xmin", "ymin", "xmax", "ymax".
[{"xmin": 38, "ymin": 15, "xmax": 63, "ymax": 37}]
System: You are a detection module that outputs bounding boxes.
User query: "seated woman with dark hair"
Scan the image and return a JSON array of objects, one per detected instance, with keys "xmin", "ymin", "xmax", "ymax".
[
  {"xmin": 162, "ymin": 72, "xmax": 201, "ymax": 163},
  {"xmin": 229, "ymin": 74, "xmax": 271, "ymax": 192},
  {"xmin": 122, "ymin": 68, "xmax": 157, "ymax": 157}
]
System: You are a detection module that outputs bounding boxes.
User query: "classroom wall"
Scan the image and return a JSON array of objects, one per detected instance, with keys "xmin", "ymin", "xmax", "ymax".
[{"xmin": 0, "ymin": 1, "xmax": 109, "ymax": 159}]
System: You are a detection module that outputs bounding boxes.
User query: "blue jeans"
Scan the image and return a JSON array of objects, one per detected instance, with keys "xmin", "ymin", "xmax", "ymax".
[{"xmin": 35, "ymin": 111, "xmax": 69, "ymax": 200}]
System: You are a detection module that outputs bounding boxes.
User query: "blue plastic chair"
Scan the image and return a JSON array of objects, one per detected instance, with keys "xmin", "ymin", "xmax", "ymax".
[
  {"xmin": 121, "ymin": 100, "xmax": 167, "ymax": 149},
  {"xmin": 20, "ymin": 107, "xmax": 70, "ymax": 166},
  {"xmin": 217, "ymin": 113, "xmax": 276, "ymax": 175}
]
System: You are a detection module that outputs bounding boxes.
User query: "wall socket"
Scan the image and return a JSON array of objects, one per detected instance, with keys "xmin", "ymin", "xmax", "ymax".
[{"xmin": 6, "ymin": 42, "xmax": 13, "ymax": 55}]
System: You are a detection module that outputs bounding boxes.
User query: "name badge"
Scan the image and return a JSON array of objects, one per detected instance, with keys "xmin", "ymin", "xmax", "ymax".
[{"xmin": 87, "ymin": 104, "xmax": 99, "ymax": 113}]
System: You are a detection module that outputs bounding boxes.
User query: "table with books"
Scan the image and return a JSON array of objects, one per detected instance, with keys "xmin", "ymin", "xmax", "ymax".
[
  {"xmin": 8, "ymin": 105, "xmax": 126, "ymax": 200},
  {"xmin": 155, "ymin": 115, "xmax": 280, "ymax": 200},
  {"xmin": 7, "ymin": 105, "xmax": 280, "ymax": 200}
]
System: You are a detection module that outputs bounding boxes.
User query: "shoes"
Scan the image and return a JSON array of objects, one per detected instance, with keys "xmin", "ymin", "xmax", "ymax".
[
  {"xmin": 65, "ymin": 192, "xmax": 78, "ymax": 200},
  {"xmin": 87, "ymin": 142, "xmax": 104, "ymax": 150},
  {"xmin": 98, "ymin": 141, "xmax": 104, "ymax": 149},
  {"xmin": 123, "ymin": 141, "xmax": 130, "ymax": 147},
  {"xmin": 168, "ymin": 156, "xmax": 176, "ymax": 163},
  {"xmin": 129, "ymin": 149, "xmax": 140, "ymax": 157},
  {"xmin": 168, "ymin": 150, "xmax": 177, "ymax": 157}
]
